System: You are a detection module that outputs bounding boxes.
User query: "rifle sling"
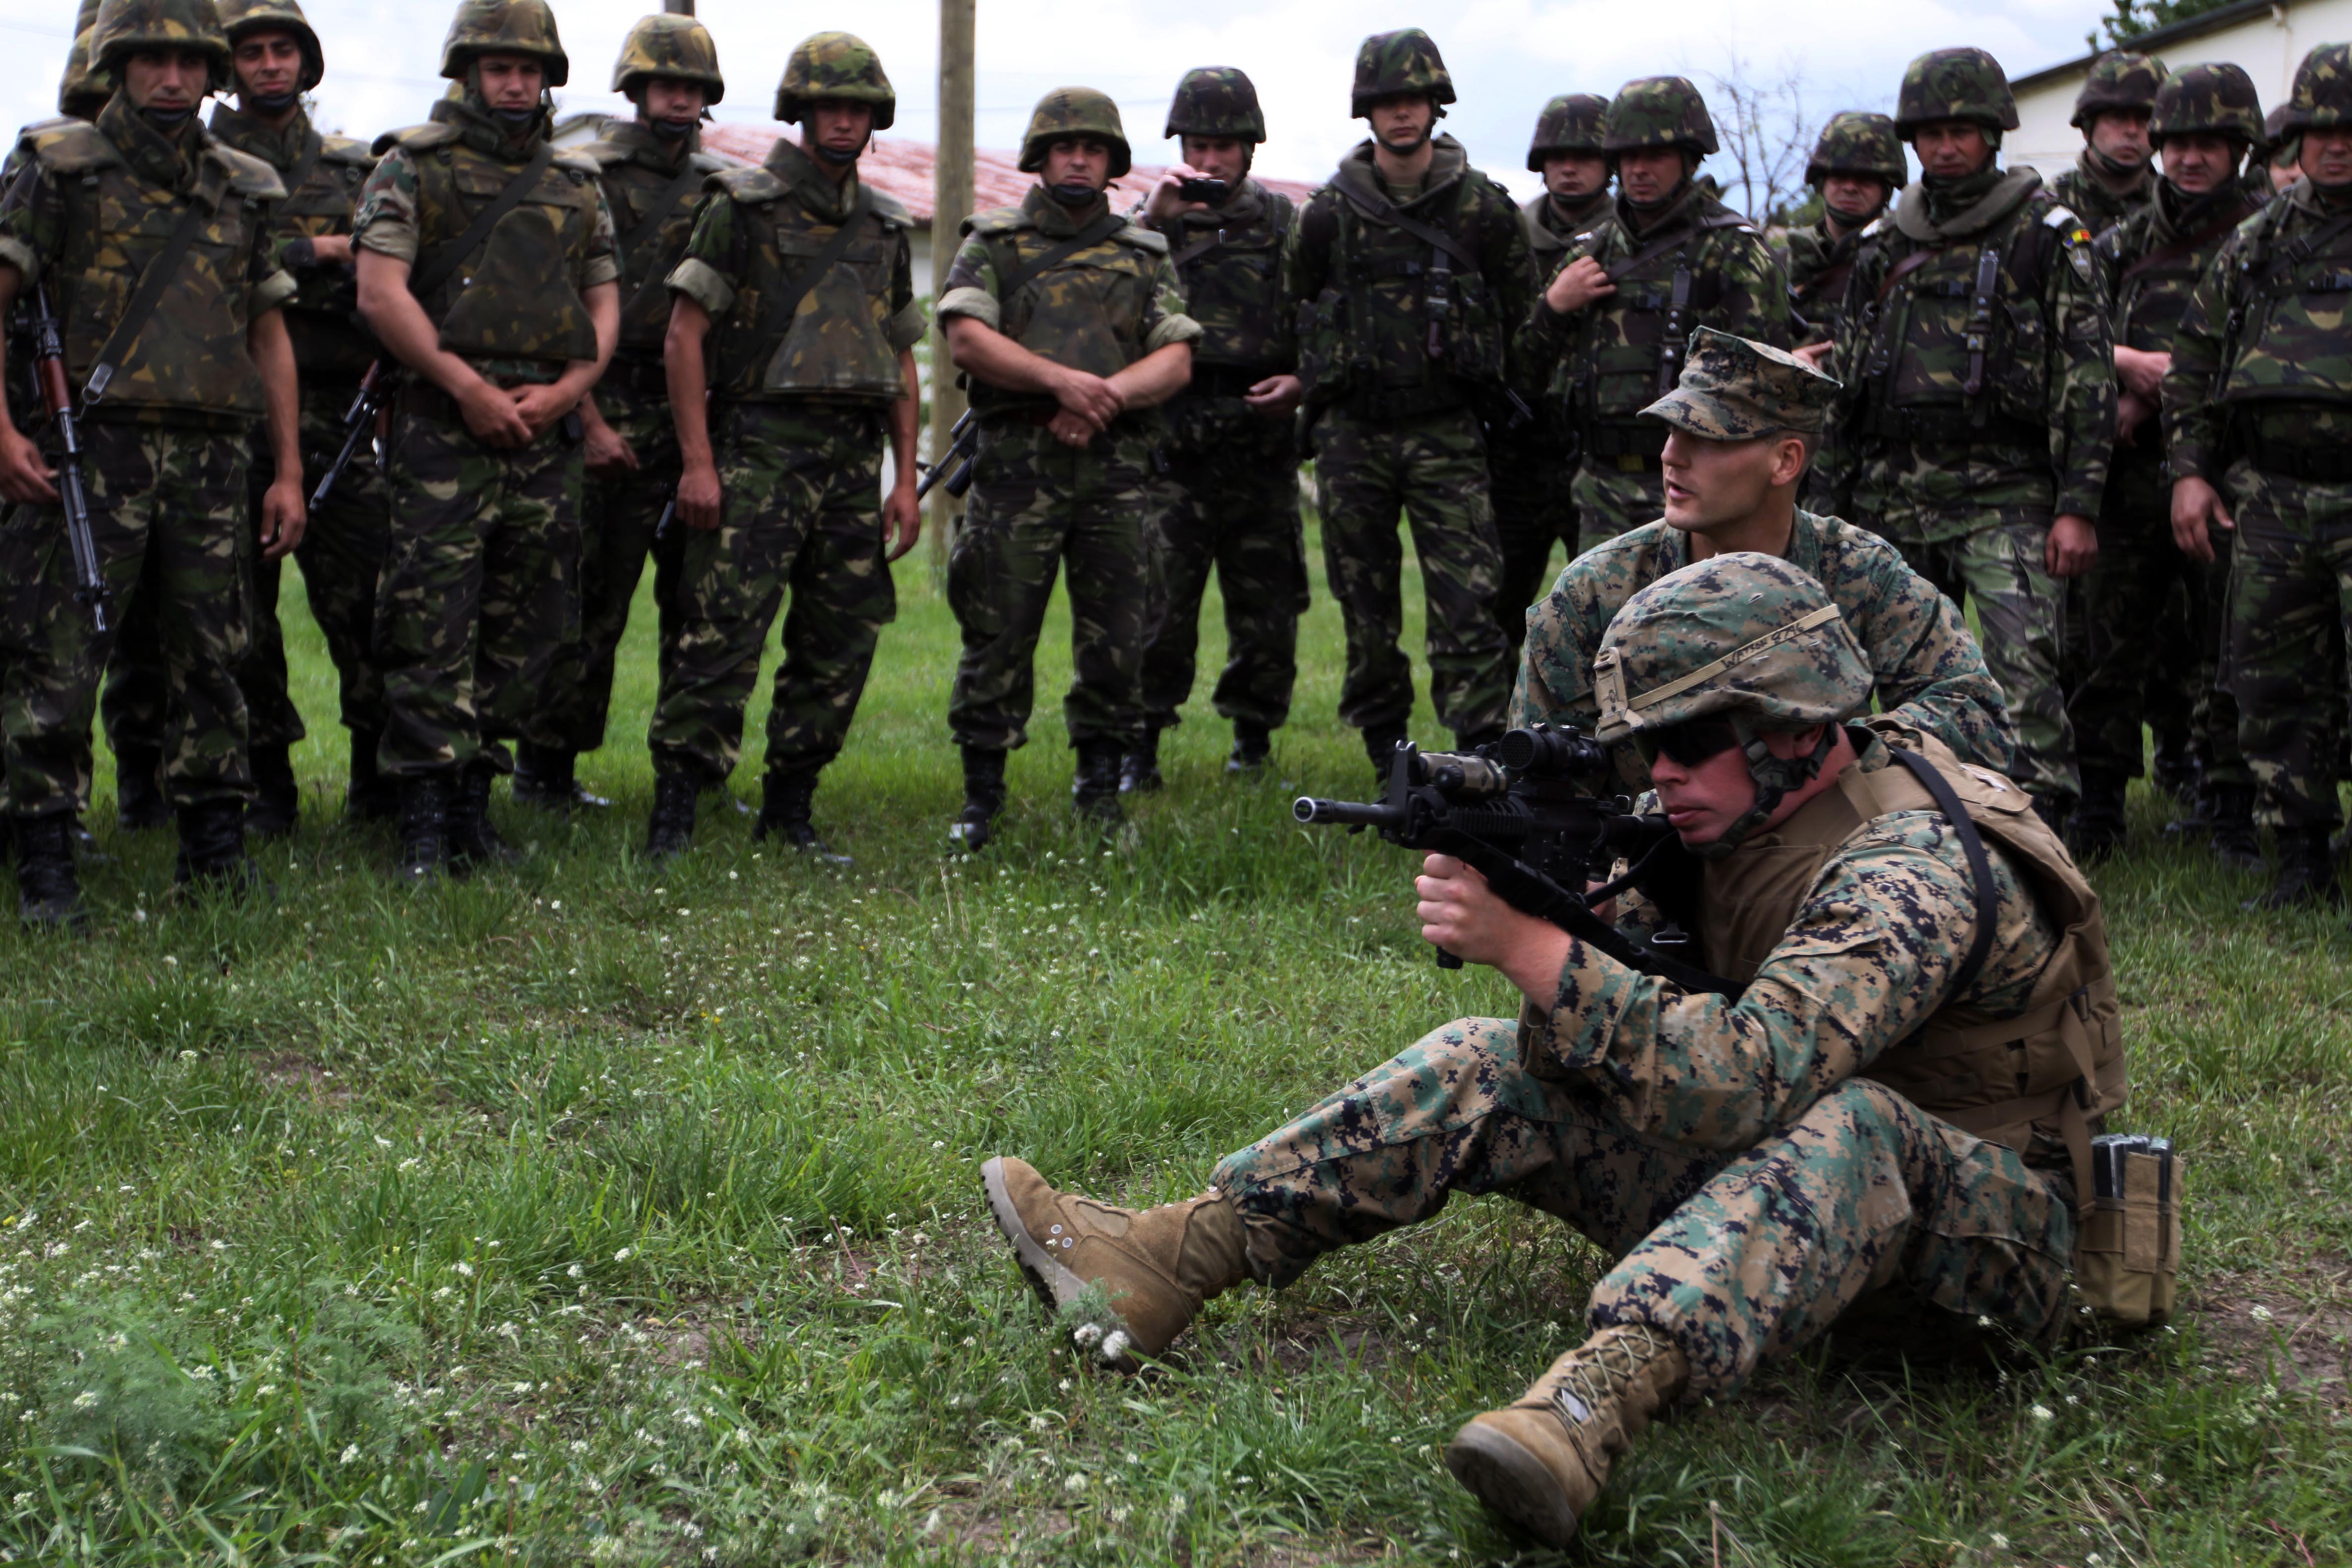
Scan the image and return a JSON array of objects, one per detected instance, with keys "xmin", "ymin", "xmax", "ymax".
[
  {"xmin": 1890, "ymin": 749, "xmax": 1998, "ymax": 994},
  {"xmin": 2116, "ymin": 198, "xmax": 2257, "ymax": 291},
  {"xmin": 1600, "ymin": 211, "xmax": 1749, "ymax": 283},
  {"xmin": 408, "ymin": 140, "xmax": 556, "ymax": 303},
  {"xmin": 998, "ymin": 209, "xmax": 1126, "ymax": 297},
  {"xmin": 1872, "ymin": 244, "xmax": 1943, "ymax": 305},
  {"xmin": 1331, "ymin": 181, "xmax": 1476, "ymax": 269},
  {"xmin": 82, "ymin": 186, "xmax": 215, "ymax": 402}
]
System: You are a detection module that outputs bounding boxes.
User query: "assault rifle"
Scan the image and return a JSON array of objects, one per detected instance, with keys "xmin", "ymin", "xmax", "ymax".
[
  {"xmin": 310, "ymin": 360, "xmax": 386, "ymax": 510},
  {"xmin": 1293, "ymin": 726, "xmax": 1735, "ymax": 994},
  {"xmin": 26, "ymin": 282, "xmax": 108, "ymax": 633},
  {"xmin": 919, "ymin": 407, "xmax": 979, "ymax": 501}
]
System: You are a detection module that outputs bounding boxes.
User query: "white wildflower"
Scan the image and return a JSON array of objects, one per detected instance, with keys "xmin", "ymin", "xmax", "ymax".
[
  {"xmin": 1099, "ymin": 1329, "xmax": 1131, "ymax": 1365},
  {"xmin": 340, "ymin": 1443, "xmax": 360, "ymax": 1464},
  {"xmin": 71, "ymin": 1391, "xmax": 98, "ymax": 1410},
  {"xmin": 613, "ymin": 1248, "xmax": 633, "ymax": 1263},
  {"xmin": 2250, "ymin": 1304, "xmax": 2274, "ymax": 1323},
  {"xmin": 2029, "ymin": 1404, "xmax": 2054, "ymax": 1421}
]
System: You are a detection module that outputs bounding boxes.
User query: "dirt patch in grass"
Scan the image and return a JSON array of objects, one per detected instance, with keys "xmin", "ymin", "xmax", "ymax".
[
  {"xmin": 2189, "ymin": 1255, "xmax": 2352, "ymax": 1403},
  {"xmin": 254, "ymin": 1051, "xmax": 352, "ymax": 1104}
]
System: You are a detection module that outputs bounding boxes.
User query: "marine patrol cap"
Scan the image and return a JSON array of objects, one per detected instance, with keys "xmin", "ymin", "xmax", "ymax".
[{"xmin": 1641, "ymin": 328, "xmax": 1842, "ymax": 441}]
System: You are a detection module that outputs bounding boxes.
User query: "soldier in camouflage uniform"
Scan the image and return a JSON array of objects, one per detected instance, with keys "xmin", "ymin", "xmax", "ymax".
[
  {"xmin": 647, "ymin": 31, "xmax": 923, "ymax": 865},
  {"xmin": 2068, "ymin": 64, "xmax": 2266, "ymax": 866},
  {"xmin": 2165, "ymin": 43, "xmax": 2352, "ymax": 909},
  {"xmin": 1287, "ymin": 30, "xmax": 1534, "ymax": 775},
  {"xmin": 1519, "ymin": 77, "xmax": 1790, "ymax": 558},
  {"xmin": 0, "ymin": 0, "xmax": 306, "ymax": 923},
  {"xmin": 980, "ymin": 551, "xmax": 2123, "ymax": 1548},
  {"xmin": 1488, "ymin": 92, "xmax": 1611, "ymax": 639},
  {"xmin": 1779, "ymin": 112, "xmax": 1901, "ymax": 514},
  {"xmin": 1517, "ymin": 327, "xmax": 2016, "ymax": 774},
  {"xmin": 103, "ymin": 0, "xmax": 390, "ymax": 838},
  {"xmin": 938, "ymin": 88, "xmax": 1200, "ymax": 844},
  {"xmin": 352, "ymin": 0, "xmax": 620, "ymax": 880},
  {"xmin": 2050, "ymin": 52, "xmax": 2166, "ymax": 239},
  {"xmin": 1826, "ymin": 48, "xmax": 2115, "ymax": 829},
  {"xmin": 518, "ymin": 13, "xmax": 728, "ymax": 818},
  {"xmin": 1122, "ymin": 67, "xmax": 1306, "ymax": 790}
]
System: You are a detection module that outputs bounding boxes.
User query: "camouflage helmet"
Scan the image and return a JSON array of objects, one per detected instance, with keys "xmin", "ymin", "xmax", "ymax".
[
  {"xmin": 59, "ymin": 25, "xmax": 112, "ymax": 118},
  {"xmin": 2151, "ymin": 61, "xmax": 2262, "ymax": 148},
  {"xmin": 2281, "ymin": 42, "xmax": 2352, "ymax": 136},
  {"xmin": 439, "ymin": 0, "xmax": 568, "ymax": 89},
  {"xmin": 2072, "ymin": 51, "xmax": 2167, "ymax": 129},
  {"xmin": 215, "ymin": 0, "xmax": 321, "ymax": 93},
  {"xmin": 1895, "ymin": 47, "xmax": 2019, "ymax": 136},
  {"xmin": 1806, "ymin": 110, "xmax": 1906, "ymax": 188},
  {"xmin": 1526, "ymin": 92, "xmax": 1608, "ymax": 171},
  {"xmin": 91, "ymin": 0, "xmax": 231, "ymax": 89},
  {"xmin": 611, "ymin": 12, "xmax": 723, "ymax": 105},
  {"xmin": 1165, "ymin": 66, "xmax": 1264, "ymax": 143},
  {"xmin": 1349, "ymin": 29, "xmax": 1454, "ymax": 119},
  {"xmin": 1018, "ymin": 86, "xmax": 1129, "ymax": 178},
  {"xmin": 1603, "ymin": 76, "xmax": 1718, "ymax": 158},
  {"xmin": 775, "ymin": 31, "xmax": 893, "ymax": 129}
]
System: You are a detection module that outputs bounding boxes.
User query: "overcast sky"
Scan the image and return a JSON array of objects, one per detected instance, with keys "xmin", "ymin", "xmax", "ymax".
[{"xmin": 0, "ymin": 0, "xmax": 2114, "ymax": 199}]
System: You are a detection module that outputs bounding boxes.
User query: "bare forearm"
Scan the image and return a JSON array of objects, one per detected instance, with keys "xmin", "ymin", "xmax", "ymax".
[
  {"xmin": 945, "ymin": 317, "xmax": 1065, "ymax": 398},
  {"xmin": 889, "ymin": 349, "xmax": 920, "ymax": 481},
  {"xmin": 355, "ymin": 251, "xmax": 482, "ymax": 399},
  {"xmin": 552, "ymin": 283, "xmax": 622, "ymax": 406},
  {"xmin": 251, "ymin": 311, "xmax": 302, "ymax": 475},
  {"xmin": 665, "ymin": 298, "xmax": 714, "ymax": 471},
  {"xmin": 1106, "ymin": 343, "xmax": 1192, "ymax": 411}
]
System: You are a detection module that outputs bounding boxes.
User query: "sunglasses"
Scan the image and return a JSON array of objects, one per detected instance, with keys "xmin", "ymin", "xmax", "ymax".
[{"xmin": 1631, "ymin": 717, "xmax": 1744, "ymax": 768}]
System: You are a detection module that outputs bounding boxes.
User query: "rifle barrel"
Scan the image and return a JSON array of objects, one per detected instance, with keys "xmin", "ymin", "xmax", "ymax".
[{"xmin": 1292, "ymin": 796, "xmax": 1402, "ymax": 829}]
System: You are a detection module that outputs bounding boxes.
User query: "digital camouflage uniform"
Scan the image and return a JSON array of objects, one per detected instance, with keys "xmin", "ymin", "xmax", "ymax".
[
  {"xmin": 1829, "ymin": 49, "xmax": 2117, "ymax": 814},
  {"xmin": 1491, "ymin": 92, "xmax": 1611, "ymax": 637},
  {"xmin": 1779, "ymin": 111, "xmax": 1902, "ymax": 516},
  {"xmin": 532, "ymin": 15, "xmax": 727, "ymax": 793},
  {"xmin": 2070, "ymin": 62, "xmax": 2265, "ymax": 856},
  {"xmin": 354, "ymin": 58, "xmax": 617, "ymax": 787},
  {"xmin": 652, "ymin": 120, "xmax": 920, "ymax": 793},
  {"xmin": 938, "ymin": 94, "xmax": 1201, "ymax": 772},
  {"xmin": 1519, "ymin": 79, "xmax": 1791, "ymax": 556},
  {"xmin": 1290, "ymin": 31, "xmax": 1535, "ymax": 754},
  {"xmin": 2162, "ymin": 44, "xmax": 2352, "ymax": 888}
]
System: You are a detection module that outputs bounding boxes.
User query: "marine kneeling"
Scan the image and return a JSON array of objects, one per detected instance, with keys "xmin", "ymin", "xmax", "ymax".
[{"xmin": 981, "ymin": 551, "xmax": 2124, "ymax": 1545}]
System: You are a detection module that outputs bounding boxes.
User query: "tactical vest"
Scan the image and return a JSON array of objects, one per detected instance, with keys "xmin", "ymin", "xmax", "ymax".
[
  {"xmin": 1166, "ymin": 185, "xmax": 1293, "ymax": 377},
  {"xmin": 31, "ymin": 119, "xmax": 285, "ymax": 423},
  {"xmin": 2110, "ymin": 195, "xmax": 2254, "ymax": 356},
  {"xmin": 1696, "ymin": 728, "xmax": 2124, "ymax": 1206},
  {"xmin": 1856, "ymin": 182, "xmax": 2078, "ymax": 447},
  {"xmin": 1295, "ymin": 166, "xmax": 1509, "ymax": 419},
  {"xmin": 702, "ymin": 157, "xmax": 911, "ymax": 405},
  {"xmin": 2212, "ymin": 196, "xmax": 2352, "ymax": 409},
  {"xmin": 1566, "ymin": 193, "xmax": 1757, "ymax": 453},
  {"xmin": 211, "ymin": 111, "xmax": 378, "ymax": 384},
  {"xmin": 965, "ymin": 203, "xmax": 1171, "ymax": 417},
  {"xmin": 375, "ymin": 114, "xmax": 603, "ymax": 369},
  {"xmin": 586, "ymin": 133, "xmax": 727, "ymax": 363}
]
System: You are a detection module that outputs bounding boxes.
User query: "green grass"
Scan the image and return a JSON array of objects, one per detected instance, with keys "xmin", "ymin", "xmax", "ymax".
[{"xmin": 0, "ymin": 526, "xmax": 2345, "ymax": 1566}]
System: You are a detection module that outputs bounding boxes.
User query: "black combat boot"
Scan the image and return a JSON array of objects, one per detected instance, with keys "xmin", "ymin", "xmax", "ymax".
[
  {"xmin": 1120, "ymin": 728, "xmax": 1164, "ymax": 794},
  {"xmin": 174, "ymin": 798, "xmax": 262, "ymax": 896},
  {"xmin": 115, "ymin": 745, "xmax": 168, "ymax": 831},
  {"xmin": 2205, "ymin": 783, "xmax": 2262, "ymax": 875},
  {"xmin": 1363, "ymin": 724, "xmax": 1409, "ymax": 788},
  {"xmin": 2065, "ymin": 769, "xmax": 2129, "ymax": 865},
  {"xmin": 513, "ymin": 740, "xmax": 612, "ymax": 814},
  {"xmin": 394, "ymin": 774, "xmax": 453, "ymax": 883},
  {"xmin": 448, "ymin": 759, "xmax": 523, "ymax": 869},
  {"xmin": 347, "ymin": 729, "xmax": 397, "ymax": 824},
  {"xmin": 644, "ymin": 770, "xmax": 700, "ymax": 861},
  {"xmin": 1072, "ymin": 739, "xmax": 1125, "ymax": 825},
  {"xmin": 244, "ymin": 745, "xmax": 299, "ymax": 839},
  {"xmin": 2246, "ymin": 826, "xmax": 2341, "ymax": 911},
  {"xmin": 13, "ymin": 813, "xmax": 85, "ymax": 929},
  {"xmin": 949, "ymin": 746, "xmax": 1007, "ymax": 851},
  {"xmin": 2150, "ymin": 739, "xmax": 2200, "ymax": 808},
  {"xmin": 755, "ymin": 770, "xmax": 852, "ymax": 866},
  {"xmin": 1226, "ymin": 720, "xmax": 1272, "ymax": 775}
]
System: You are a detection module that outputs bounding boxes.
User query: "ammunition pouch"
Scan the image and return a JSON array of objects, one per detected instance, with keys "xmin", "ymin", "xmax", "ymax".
[{"xmin": 2074, "ymin": 1134, "xmax": 2183, "ymax": 1328}]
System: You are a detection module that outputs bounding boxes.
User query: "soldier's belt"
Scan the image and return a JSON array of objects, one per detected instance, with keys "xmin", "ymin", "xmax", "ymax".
[
  {"xmin": 598, "ymin": 357, "xmax": 672, "ymax": 400},
  {"xmin": 1184, "ymin": 364, "xmax": 1283, "ymax": 399}
]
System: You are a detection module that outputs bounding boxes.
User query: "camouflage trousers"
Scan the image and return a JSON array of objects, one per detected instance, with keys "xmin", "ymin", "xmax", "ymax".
[
  {"xmin": 647, "ymin": 402, "xmax": 894, "ymax": 784},
  {"xmin": 1568, "ymin": 459, "xmax": 1665, "ymax": 557},
  {"xmin": 1211, "ymin": 1018, "xmax": 2074, "ymax": 1399},
  {"xmin": 1139, "ymin": 431, "xmax": 1308, "ymax": 735},
  {"xmin": 948, "ymin": 420, "xmax": 1155, "ymax": 751},
  {"xmin": 1896, "ymin": 523, "xmax": 2080, "ymax": 804},
  {"xmin": 102, "ymin": 386, "xmax": 392, "ymax": 756},
  {"xmin": 545, "ymin": 375, "xmax": 685, "ymax": 755},
  {"xmin": 1487, "ymin": 425, "xmax": 1578, "ymax": 648},
  {"xmin": 2069, "ymin": 461, "xmax": 2241, "ymax": 785},
  {"xmin": 0, "ymin": 423, "xmax": 252, "ymax": 816},
  {"xmin": 375, "ymin": 404, "xmax": 582, "ymax": 778},
  {"xmin": 2218, "ymin": 459, "xmax": 2352, "ymax": 829},
  {"xmin": 1311, "ymin": 407, "xmax": 1512, "ymax": 739}
]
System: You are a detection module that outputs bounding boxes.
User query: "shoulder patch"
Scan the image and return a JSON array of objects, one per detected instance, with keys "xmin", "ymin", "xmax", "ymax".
[
  {"xmin": 1861, "ymin": 215, "xmax": 1889, "ymax": 238},
  {"xmin": 2042, "ymin": 204, "xmax": 2079, "ymax": 231},
  {"xmin": 965, "ymin": 203, "xmax": 1033, "ymax": 238},
  {"xmin": 1113, "ymin": 222, "xmax": 1171, "ymax": 255},
  {"xmin": 26, "ymin": 120, "xmax": 121, "ymax": 176},
  {"xmin": 709, "ymin": 164, "xmax": 786, "ymax": 204},
  {"xmin": 206, "ymin": 142, "xmax": 288, "ymax": 201},
  {"xmin": 372, "ymin": 121, "xmax": 457, "ymax": 157},
  {"xmin": 318, "ymin": 134, "xmax": 376, "ymax": 169}
]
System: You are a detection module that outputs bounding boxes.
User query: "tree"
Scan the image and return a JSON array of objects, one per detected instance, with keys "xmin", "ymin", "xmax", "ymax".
[
  {"xmin": 1702, "ymin": 55, "xmax": 1817, "ymax": 227},
  {"xmin": 2093, "ymin": 0, "xmax": 2239, "ymax": 49}
]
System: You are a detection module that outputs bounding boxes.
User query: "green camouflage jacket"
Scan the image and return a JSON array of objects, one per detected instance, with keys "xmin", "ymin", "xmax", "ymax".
[
  {"xmin": 2096, "ymin": 177, "xmax": 2263, "ymax": 474},
  {"xmin": 1150, "ymin": 176, "xmax": 1293, "ymax": 456},
  {"xmin": 1509, "ymin": 509, "xmax": 2018, "ymax": 773},
  {"xmin": 353, "ymin": 95, "xmax": 618, "ymax": 385},
  {"xmin": 2048, "ymin": 152, "xmax": 2156, "ymax": 239},
  {"xmin": 0, "ymin": 94, "xmax": 292, "ymax": 428},
  {"xmin": 2162, "ymin": 177, "xmax": 2352, "ymax": 480},
  {"xmin": 667, "ymin": 136, "xmax": 922, "ymax": 406},
  {"xmin": 207, "ymin": 101, "xmax": 378, "ymax": 388},
  {"xmin": 937, "ymin": 185, "xmax": 1200, "ymax": 421},
  {"xmin": 1829, "ymin": 166, "xmax": 2117, "ymax": 538},
  {"xmin": 581, "ymin": 119, "xmax": 727, "ymax": 366},
  {"xmin": 1521, "ymin": 187, "xmax": 1611, "ymax": 282},
  {"xmin": 1779, "ymin": 217, "xmax": 1869, "ymax": 347},
  {"xmin": 1517, "ymin": 179, "xmax": 1790, "ymax": 456},
  {"xmin": 1283, "ymin": 134, "xmax": 1536, "ymax": 422}
]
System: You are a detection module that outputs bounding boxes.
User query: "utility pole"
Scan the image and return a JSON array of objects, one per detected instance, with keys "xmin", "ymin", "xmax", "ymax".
[
  {"xmin": 930, "ymin": 0, "xmax": 976, "ymax": 558},
  {"xmin": 662, "ymin": 0, "xmax": 692, "ymax": 13}
]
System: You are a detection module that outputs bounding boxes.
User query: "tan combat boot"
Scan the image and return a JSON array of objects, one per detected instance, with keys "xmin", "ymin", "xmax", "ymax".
[
  {"xmin": 1443, "ymin": 1323, "xmax": 1689, "ymax": 1547},
  {"xmin": 981, "ymin": 1155, "xmax": 1247, "ymax": 1369}
]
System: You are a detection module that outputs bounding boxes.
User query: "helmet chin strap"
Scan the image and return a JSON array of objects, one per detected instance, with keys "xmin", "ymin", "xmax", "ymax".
[{"xmin": 1688, "ymin": 722, "xmax": 1837, "ymax": 863}]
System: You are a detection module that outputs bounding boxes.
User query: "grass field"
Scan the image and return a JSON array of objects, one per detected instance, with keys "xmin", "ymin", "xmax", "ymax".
[{"xmin": 0, "ymin": 525, "xmax": 2345, "ymax": 1567}]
